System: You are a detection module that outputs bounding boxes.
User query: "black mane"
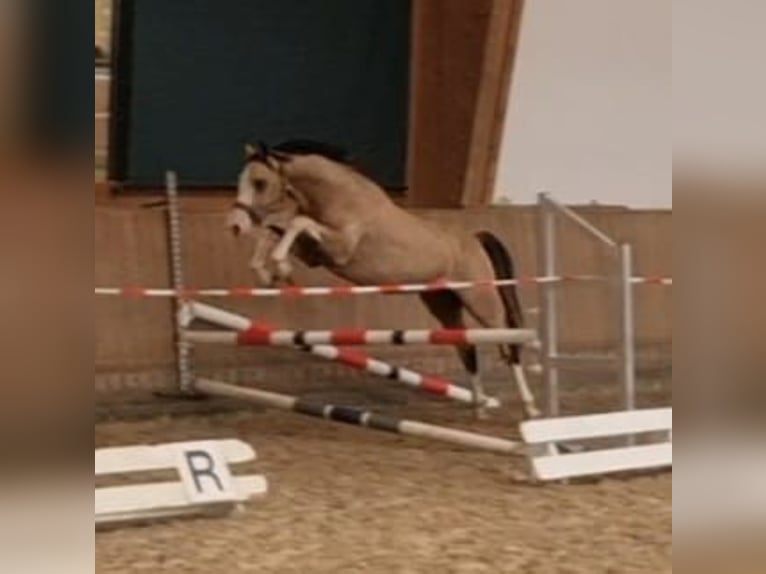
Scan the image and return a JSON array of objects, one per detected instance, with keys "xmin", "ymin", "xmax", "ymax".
[
  {"xmin": 272, "ymin": 139, "xmax": 352, "ymax": 164},
  {"xmin": 245, "ymin": 139, "xmax": 405, "ymax": 193}
]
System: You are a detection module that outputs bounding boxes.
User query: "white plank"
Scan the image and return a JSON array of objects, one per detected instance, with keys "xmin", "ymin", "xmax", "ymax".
[
  {"xmin": 521, "ymin": 408, "xmax": 672, "ymax": 444},
  {"xmin": 96, "ymin": 475, "xmax": 267, "ymax": 515},
  {"xmin": 530, "ymin": 443, "xmax": 672, "ymax": 481},
  {"xmin": 97, "ymin": 506, "xmax": 226, "ymax": 530},
  {"xmin": 95, "ymin": 475, "xmax": 268, "ymax": 528},
  {"xmin": 95, "ymin": 439, "xmax": 255, "ymax": 476}
]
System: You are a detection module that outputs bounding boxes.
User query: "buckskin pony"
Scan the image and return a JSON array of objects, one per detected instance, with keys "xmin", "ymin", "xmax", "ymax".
[{"xmin": 227, "ymin": 140, "xmax": 540, "ymax": 419}]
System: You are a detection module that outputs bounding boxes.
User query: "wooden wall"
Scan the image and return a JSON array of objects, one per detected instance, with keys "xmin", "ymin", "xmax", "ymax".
[
  {"xmin": 408, "ymin": 0, "xmax": 493, "ymax": 207},
  {"xmin": 95, "ymin": 0, "xmax": 112, "ymax": 53},
  {"xmin": 408, "ymin": 0, "xmax": 525, "ymax": 208},
  {"xmin": 95, "ymin": 72, "xmax": 109, "ymax": 153},
  {"xmin": 95, "ymin": 1, "xmax": 670, "ymax": 396},
  {"xmin": 96, "ymin": 203, "xmax": 671, "ymax": 391}
]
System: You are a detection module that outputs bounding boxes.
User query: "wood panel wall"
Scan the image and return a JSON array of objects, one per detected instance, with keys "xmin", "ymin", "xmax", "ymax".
[
  {"xmin": 408, "ymin": 0, "xmax": 525, "ymax": 208},
  {"xmin": 95, "ymin": 0, "xmax": 112, "ymax": 53},
  {"xmin": 96, "ymin": 3, "xmax": 670, "ymax": 401},
  {"xmin": 462, "ymin": 0, "xmax": 525, "ymax": 206},
  {"xmin": 96, "ymin": 204, "xmax": 672, "ymax": 389},
  {"xmin": 95, "ymin": 73, "xmax": 109, "ymax": 153},
  {"xmin": 408, "ymin": 0, "xmax": 493, "ymax": 207}
]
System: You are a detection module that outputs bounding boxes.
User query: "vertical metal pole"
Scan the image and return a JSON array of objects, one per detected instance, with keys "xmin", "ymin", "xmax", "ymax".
[
  {"xmin": 166, "ymin": 171, "xmax": 193, "ymax": 394},
  {"xmin": 618, "ymin": 243, "xmax": 636, "ymax": 412},
  {"xmin": 618, "ymin": 243, "xmax": 636, "ymax": 446},
  {"xmin": 538, "ymin": 193, "xmax": 560, "ymax": 416}
]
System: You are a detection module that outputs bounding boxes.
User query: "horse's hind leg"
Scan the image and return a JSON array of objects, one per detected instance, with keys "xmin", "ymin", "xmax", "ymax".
[
  {"xmin": 456, "ymin": 288, "xmax": 541, "ymax": 420},
  {"xmin": 418, "ymin": 292, "xmax": 490, "ymax": 419},
  {"xmin": 506, "ymin": 350, "xmax": 541, "ymax": 420}
]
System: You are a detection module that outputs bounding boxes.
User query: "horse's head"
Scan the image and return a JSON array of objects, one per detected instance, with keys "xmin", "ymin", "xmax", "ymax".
[
  {"xmin": 228, "ymin": 142, "xmax": 292, "ymax": 237},
  {"xmin": 228, "ymin": 139, "xmax": 354, "ymax": 236}
]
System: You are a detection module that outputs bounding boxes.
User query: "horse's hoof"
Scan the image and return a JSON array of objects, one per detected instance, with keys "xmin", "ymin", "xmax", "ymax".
[
  {"xmin": 474, "ymin": 408, "xmax": 490, "ymax": 421},
  {"xmin": 526, "ymin": 363, "xmax": 544, "ymax": 376},
  {"xmin": 251, "ymin": 268, "xmax": 274, "ymax": 286},
  {"xmin": 484, "ymin": 397, "xmax": 502, "ymax": 409},
  {"xmin": 275, "ymin": 260, "xmax": 293, "ymax": 279},
  {"xmin": 524, "ymin": 406, "xmax": 543, "ymax": 420},
  {"xmin": 272, "ymin": 275, "xmax": 296, "ymax": 288}
]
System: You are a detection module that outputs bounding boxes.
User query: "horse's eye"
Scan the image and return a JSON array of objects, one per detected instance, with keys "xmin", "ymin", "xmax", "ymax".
[{"xmin": 253, "ymin": 178, "xmax": 268, "ymax": 193}]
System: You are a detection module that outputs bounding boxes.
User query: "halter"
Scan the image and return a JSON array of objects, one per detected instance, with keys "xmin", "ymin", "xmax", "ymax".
[{"xmin": 232, "ymin": 200, "xmax": 263, "ymax": 225}]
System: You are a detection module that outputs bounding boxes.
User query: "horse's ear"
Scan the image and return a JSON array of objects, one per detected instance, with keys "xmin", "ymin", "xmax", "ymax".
[
  {"xmin": 245, "ymin": 142, "xmax": 269, "ymax": 159},
  {"xmin": 256, "ymin": 141, "xmax": 269, "ymax": 157}
]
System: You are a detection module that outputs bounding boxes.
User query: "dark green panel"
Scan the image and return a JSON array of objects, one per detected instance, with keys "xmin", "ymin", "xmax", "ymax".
[{"xmin": 113, "ymin": 0, "xmax": 410, "ymax": 189}]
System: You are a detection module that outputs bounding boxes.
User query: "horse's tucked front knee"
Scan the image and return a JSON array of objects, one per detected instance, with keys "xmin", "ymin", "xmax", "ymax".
[{"xmin": 249, "ymin": 257, "xmax": 274, "ymax": 285}]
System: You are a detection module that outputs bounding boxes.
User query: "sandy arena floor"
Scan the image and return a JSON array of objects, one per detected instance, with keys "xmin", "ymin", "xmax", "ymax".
[{"xmin": 96, "ymin": 378, "xmax": 671, "ymax": 573}]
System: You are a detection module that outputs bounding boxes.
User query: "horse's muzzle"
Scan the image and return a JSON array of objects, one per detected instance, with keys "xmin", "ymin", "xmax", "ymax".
[{"xmin": 228, "ymin": 202, "xmax": 260, "ymax": 237}]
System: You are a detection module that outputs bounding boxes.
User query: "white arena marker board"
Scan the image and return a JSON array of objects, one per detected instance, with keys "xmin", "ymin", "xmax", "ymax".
[
  {"xmin": 95, "ymin": 439, "xmax": 267, "ymax": 529},
  {"xmin": 521, "ymin": 408, "xmax": 672, "ymax": 481}
]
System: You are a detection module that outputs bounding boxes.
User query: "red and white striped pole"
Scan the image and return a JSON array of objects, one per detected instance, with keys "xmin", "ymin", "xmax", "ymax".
[
  {"xmin": 184, "ymin": 301, "xmax": 501, "ymax": 409},
  {"xmin": 93, "ymin": 275, "xmax": 672, "ymax": 299},
  {"xmin": 183, "ymin": 326, "xmax": 537, "ymax": 347}
]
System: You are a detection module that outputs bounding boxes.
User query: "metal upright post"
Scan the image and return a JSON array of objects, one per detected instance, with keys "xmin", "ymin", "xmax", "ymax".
[
  {"xmin": 616, "ymin": 244, "xmax": 637, "ymax": 445},
  {"xmin": 538, "ymin": 193, "xmax": 560, "ymax": 416},
  {"xmin": 165, "ymin": 171, "xmax": 194, "ymax": 394},
  {"xmin": 618, "ymin": 243, "xmax": 637, "ymax": 418}
]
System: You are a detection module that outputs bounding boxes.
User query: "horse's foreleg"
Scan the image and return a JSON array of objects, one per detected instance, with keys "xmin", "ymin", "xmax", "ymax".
[
  {"xmin": 271, "ymin": 217, "xmax": 362, "ymax": 277},
  {"xmin": 249, "ymin": 227, "xmax": 281, "ymax": 285},
  {"xmin": 504, "ymin": 346, "xmax": 542, "ymax": 420},
  {"xmin": 461, "ymin": 346, "xmax": 491, "ymax": 420},
  {"xmin": 249, "ymin": 252, "xmax": 274, "ymax": 285},
  {"xmin": 269, "ymin": 216, "xmax": 326, "ymax": 278},
  {"xmin": 458, "ymin": 289, "xmax": 542, "ymax": 420}
]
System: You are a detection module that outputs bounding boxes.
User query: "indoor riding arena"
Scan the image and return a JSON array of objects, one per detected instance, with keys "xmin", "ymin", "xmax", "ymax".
[{"xmin": 95, "ymin": 1, "xmax": 672, "ymax": 572}]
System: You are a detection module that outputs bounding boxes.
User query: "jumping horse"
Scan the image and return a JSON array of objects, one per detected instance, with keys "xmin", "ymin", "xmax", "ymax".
[{"xmin": 227, "ymin": 140, "xmax": 540, "ymax": 419}]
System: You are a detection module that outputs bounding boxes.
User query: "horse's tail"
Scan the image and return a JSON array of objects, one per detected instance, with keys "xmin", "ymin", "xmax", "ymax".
[{"xmin": 475, "ymin": 231, "xmax": 525, "ymax": 364}]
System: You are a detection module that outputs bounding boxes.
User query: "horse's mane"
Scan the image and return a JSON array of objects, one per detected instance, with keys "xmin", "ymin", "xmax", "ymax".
[
  {"xmin": 246, "ymin": 138, "xmax": 406, "ymax": 193},
  {"xmin": 272, "ymin": 139, "xmax": 352, "ymax": 165}
]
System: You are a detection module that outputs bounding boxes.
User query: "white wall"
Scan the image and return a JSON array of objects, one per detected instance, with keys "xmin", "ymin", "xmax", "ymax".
[{"xmin": 494, "ymin": 0, "xmax": 671, "ymax": 208}]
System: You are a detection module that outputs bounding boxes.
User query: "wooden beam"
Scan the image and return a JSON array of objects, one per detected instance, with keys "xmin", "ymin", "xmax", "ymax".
[
  {"xmin": 405, "ymin": 0, "xmax": 422, "ymax": 194},
  {"xmin": 407, "ymin": 0, "xmax": 494, "ymax": 208},
  {"xmin": 462, "ymin": 0, "xmax": 526, "ymax": 207}
]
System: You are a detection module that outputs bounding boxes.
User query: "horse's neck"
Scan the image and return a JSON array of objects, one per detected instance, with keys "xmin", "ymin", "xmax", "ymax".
[
  {"xmin": 283, "ymin": 156, "xmax": 390, "ymax": 219},
  {"xmin": 264, "ymin": 196, "xmax": 300, "ymax": 227}
]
